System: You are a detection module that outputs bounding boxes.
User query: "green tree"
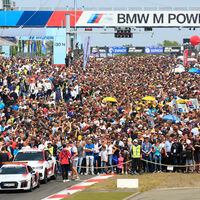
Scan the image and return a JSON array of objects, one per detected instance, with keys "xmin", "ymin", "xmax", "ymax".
[
  {"xmin": 162, "ymin": 40, "xmax": 180, "ymax": 47},
  {"xmin": 46, "ymin": 41, "xmax": 53, "ymax": 56},
  {"xmin": 122, "ymin": 44, "xmax": 134, "ymax": 47},
  {"xmin": 28, "ymin": 40, "xmax": 30, "ymax": 53}
]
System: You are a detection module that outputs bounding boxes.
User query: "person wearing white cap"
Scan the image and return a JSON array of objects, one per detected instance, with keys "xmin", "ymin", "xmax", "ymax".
[{"xmin": 132, "ymin": 139, "xmax": 142, "ymax": 175}]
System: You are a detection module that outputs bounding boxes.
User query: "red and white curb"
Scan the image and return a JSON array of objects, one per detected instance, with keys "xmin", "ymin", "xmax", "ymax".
[{"xmin": 41, "ymin": 174, "xmax": 114, "ymax": 200}]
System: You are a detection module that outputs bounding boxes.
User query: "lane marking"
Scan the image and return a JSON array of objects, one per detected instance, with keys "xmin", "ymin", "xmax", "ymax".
[
  {"xmin": 67, "ymin": 185, "xmax": 88, "ymax": 190},
  {"xmin": 41, "ymin": 174, "xmax": 114, "ymax": 200},
  {"xmin": 49, "ymin": 195, "xmax": 68, "ymax": 199},
  {"xmin": 85, "ymin": 179, "xmax": 104, "ymax": 183}
]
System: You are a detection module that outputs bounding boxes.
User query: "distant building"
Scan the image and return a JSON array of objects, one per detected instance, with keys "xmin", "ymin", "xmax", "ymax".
[{"xmin": 0, "ymin": 0, "xmax": 16, "ymax": 10}]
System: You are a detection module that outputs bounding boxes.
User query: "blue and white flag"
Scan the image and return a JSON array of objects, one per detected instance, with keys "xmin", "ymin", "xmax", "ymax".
[
  {"xmin": 24, "ymin": 41, "xmax": 28, "ymax": 53},
  {"xmin": 30, "ymin": 40, "xmax": 33, "ymax": 53},
  {"xmin": 34, "ymin": 41, "xmax": 36, "ymax": 52},
  {"xmin": 92, "ymin": 51, "xmax": 98, "ymax": 57},
  {"xmin": 83, "ymin": 36, "xmax": 90, "ymax": 71},
  {"xmin": 42, "ymin": 41, "xmax": 46, "ymax": 54}
]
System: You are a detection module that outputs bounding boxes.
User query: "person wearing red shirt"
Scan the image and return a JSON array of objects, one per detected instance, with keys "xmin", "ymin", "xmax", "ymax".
[{"xmin": 59, "ymin": 144, "xmax": 71, "ymax": 182}]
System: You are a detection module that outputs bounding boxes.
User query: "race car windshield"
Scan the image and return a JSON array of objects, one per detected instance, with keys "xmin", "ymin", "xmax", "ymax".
[
  {"xmin": 14, "ymin": 152, "xmax": 44, "ymax": 161},
  {"xmin": 0, "ymin": 167, "xmax": 27, "ymax": 174}
]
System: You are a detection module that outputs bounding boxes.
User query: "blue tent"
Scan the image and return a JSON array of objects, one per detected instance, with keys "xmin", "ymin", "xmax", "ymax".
[
  {"xmin": 162, "ymin": 114, "xmax": 181, "ymax": 122},
  {"xmin": 188, "ymin": 68, "xmax": 200, "ymax": 73}
]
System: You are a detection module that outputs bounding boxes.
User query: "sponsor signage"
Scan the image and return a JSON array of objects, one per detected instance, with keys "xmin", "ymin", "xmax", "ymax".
[
  {"xmin": 164, "ymin": 47, "xmax": 181, "ymax": 53},
  {"xmin": 128, "ymin": 47, "xmax": 144, "ymax": 53},
  {"xmin": 91, "ymin": 47, "xmax": 107, "ymax": 53},
  {"xmin": 91, "ymin": 46, "xmax": 181, "ymax": 54},
  {"xmin": 20, "ymin": 36, "xmax": 54, "ymax": 41},
  {"xmin": 145, "ymin": 47, "xmax": 163, "ymax": 54},
  {"xmin": 76, "ymin": 11, "xmax": 200, "ymax": 27},
  {"xmin": 99, "ymin": 47, "xmax": 108, "ymax": 53},
  {"xmin": 108, "ymin": 47, "xmax": 127, "ymax": 54},
  {"xmin": 1, "ymin": 11, "xmax": 200, "ymax": 28}
]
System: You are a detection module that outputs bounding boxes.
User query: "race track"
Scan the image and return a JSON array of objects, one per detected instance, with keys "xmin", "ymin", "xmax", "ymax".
[{"xmin": 0, "ymin": 175, "xmax": 93, "ymax": 200}]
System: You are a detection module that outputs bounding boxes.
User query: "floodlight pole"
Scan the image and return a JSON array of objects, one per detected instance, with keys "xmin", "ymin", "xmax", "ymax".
[
  {"xmin": 74, "ymin": 0, "xmax": 77, "ymax": 49},
  {"xmin": 65, "ymin": 14, "xmax": 71, "ymax": 56}
]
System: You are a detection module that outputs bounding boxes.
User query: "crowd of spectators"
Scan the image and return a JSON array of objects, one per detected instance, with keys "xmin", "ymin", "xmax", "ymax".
[{"xmin": 0, "ymin": 55, "xmax": 199, "ymax": 179}]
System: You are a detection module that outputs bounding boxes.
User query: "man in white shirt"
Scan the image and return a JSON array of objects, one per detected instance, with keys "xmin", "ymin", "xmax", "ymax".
[
  {"xmin": 191, "ymin": 124, "xmax": 199, "ymax": 138},
  {"xmin": 38, "ymin": 139, "xmax": 46, "ymax": 150},
  {"xmin": 113, "ymin": 136, "xmax": 124, "ymax": 147},
  {"xmin": 44, "ymin": 80, "xmax": 52, "ymax": 99}
]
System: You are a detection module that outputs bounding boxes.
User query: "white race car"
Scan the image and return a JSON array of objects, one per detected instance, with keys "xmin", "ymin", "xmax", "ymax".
[
  {"xmin": 14, "ymin": 148, "xmax": 57, "ymax": 183},
  {"xmin": 0, "ymin": 163, "xmax": 40, "ymax": 191}
]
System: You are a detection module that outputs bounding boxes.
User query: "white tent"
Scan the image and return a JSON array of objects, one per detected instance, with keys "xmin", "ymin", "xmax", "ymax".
[
  {"xmin": 177, "ymin": 56, "xmax": 197, "ymax": 62},
  {"xmin": 172, "ymin": 64, "xmax": 185, "ymax": 73}
]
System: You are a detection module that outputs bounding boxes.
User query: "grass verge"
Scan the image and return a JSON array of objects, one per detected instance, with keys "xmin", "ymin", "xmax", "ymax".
[
  {"xmin": 85, "ymin": 173, "xmax": 200, "ymax": 192},
  {"xmin": 63, "ymin": 192, "xmax": 134, "ymax": 200},
  {"xmin": 63, "ymin": 173, "xmax": 200, "ymax": 200}
]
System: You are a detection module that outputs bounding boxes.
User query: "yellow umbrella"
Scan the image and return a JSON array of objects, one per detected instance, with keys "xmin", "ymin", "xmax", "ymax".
[
  {"xmin": 142, "ymin": 96, "xmax": 156, "ymax": 101},
  {"xmin": 177, "ymin": 99, "xmax": 190, "ymax": 104},
  {"xmin": 177, "ymin": 99, "xmax": 185, "ymax": 104},
  {"xmin": 102, "ymin": 97, "xmax": 117, "ymax": 103},
  {"xmin": 184, "ymin": 99, "xmax": 190, "ymax": 102}
]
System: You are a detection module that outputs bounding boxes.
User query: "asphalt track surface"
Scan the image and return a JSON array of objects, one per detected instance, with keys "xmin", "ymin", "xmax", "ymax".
[
  {"xmin": 131, "ymin": 188, "xmax": 200, "ymax": 200},
  {"xmin": 0, "ymin": 175, "xmax": 93, "ymax": 200}
]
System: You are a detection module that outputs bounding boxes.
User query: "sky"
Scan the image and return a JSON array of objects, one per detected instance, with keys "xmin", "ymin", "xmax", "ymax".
[{"xmin": 13, "ymin": 0, "xmax": 200, "ymax": 46}]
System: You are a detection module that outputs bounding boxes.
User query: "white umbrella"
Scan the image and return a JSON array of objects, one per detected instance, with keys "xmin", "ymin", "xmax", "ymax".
[
  {"xmin": 174, "ymin": 67, "xmax": 185, "ymax": 73},
  {"xmin": 172, "ymin": 64, "xmax": 185, "ymax": 73},
  {"xmin": 187, "ymin": 58, "xmax": 197, "ymax": 62},
  {"xmin": 177, "ymin": 56, "xmax": 197, "ymax": 62}
]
